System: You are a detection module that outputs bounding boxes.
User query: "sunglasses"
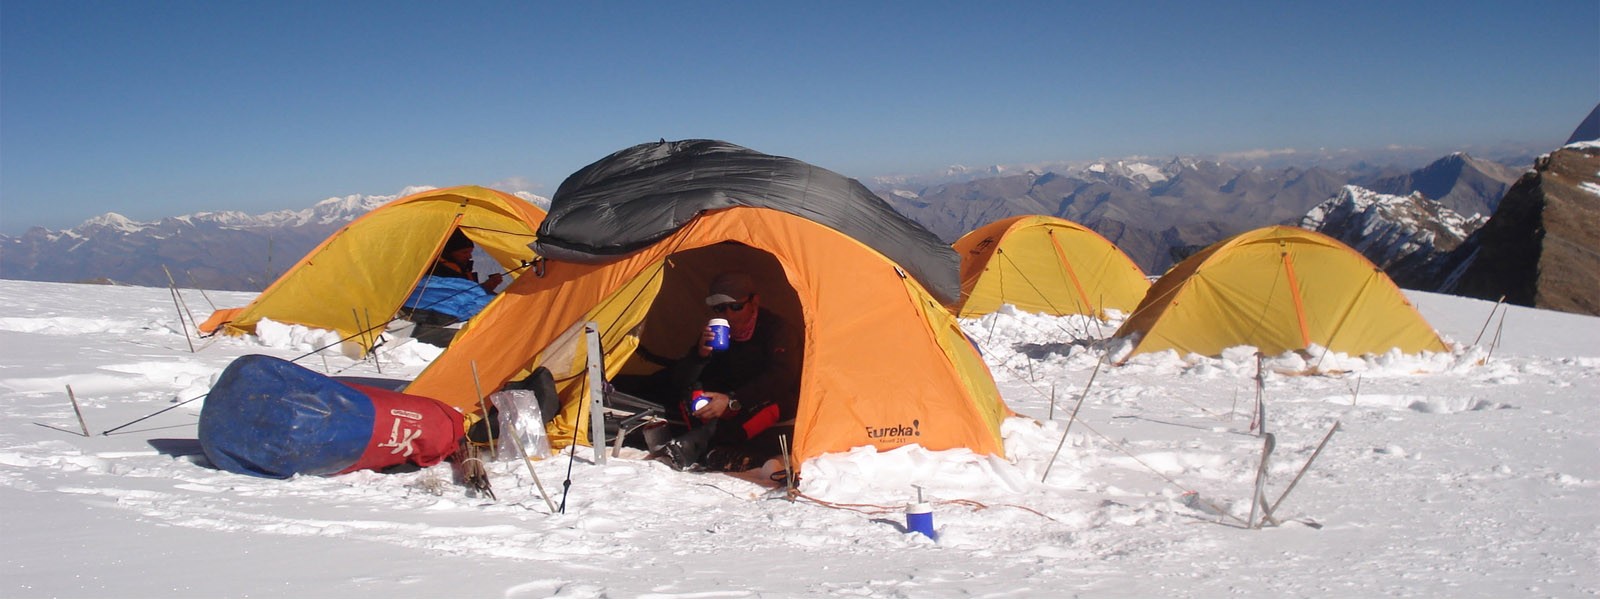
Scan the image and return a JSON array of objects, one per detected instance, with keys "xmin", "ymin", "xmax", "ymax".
[{"xmin": 711, "ymin": 295, "xmax": 753, "ymax": 314}]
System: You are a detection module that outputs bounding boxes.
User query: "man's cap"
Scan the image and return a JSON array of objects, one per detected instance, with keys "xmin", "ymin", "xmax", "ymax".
[
  {"xmin": 444, "ymin": 230, "xmax": 474, "ymax": 253},
  {"xmin": 705, "ymin": 271, "xmax": 756, "ymax": 306}
]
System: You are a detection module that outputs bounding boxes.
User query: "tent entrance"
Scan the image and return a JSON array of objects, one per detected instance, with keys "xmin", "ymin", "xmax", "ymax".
[{"xmin": 617, "ymin": 242, "xmax": 804, "ymax": 381}]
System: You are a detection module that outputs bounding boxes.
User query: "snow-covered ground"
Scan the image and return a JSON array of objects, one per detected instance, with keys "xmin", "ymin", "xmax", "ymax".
[{"xmin": 1, "ymin": 278, "xmax": 1596, "ymax": 597}]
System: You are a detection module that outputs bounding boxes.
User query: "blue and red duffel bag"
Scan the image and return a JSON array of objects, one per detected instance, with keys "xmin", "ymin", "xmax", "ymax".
[{"xmin": 199, "ymin": 354, "xmax": 464, "ymax": 479}]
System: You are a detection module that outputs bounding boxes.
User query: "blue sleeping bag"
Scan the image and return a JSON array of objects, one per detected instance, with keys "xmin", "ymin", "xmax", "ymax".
[
  {"xmin": 401, "ymin": 275, "xmax": 493, "ymax": 322},
  {"xmin": 199, "ymin": 354, "xmax": 463, "ymax": 479}
]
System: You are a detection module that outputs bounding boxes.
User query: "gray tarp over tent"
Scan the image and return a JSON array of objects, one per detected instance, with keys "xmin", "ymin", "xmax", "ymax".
[{"xmin": 532, "ymin": 139, "xmax": 962, "ymax": 305}]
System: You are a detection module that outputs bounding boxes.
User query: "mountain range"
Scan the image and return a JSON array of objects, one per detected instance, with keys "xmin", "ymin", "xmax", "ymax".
[
  {"xmin": 0, "ymin": 150, "xmax": 1561, "ymax": 313},
  {"xmin": 873, "ymin": 152, "xmax": 1521, "ymax": 274},
  {"xmin": 0, "ymin": 187, "xmax": 545, "ymax": 292}
]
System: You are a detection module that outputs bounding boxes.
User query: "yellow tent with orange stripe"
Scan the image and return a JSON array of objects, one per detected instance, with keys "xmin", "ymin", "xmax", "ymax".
[
  {"xmin": 406, "ymin": 140, "xmax": 1009, "ymax": 467},
  {"xmin": 199, "ymin": 186, "xmax": 545, "ymax": 350},
  {"xmin": 952, "ymin": 215, "xmax": 1150, "ymax": 318},
  {"xmin": 1113, "ymin": 225, "xmax": 1448, "ymax": 359}
]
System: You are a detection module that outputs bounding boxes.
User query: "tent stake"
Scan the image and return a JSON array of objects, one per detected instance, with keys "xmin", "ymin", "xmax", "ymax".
[
  {"xmin": 1047, "ymin": 382, "xmax": 1057, "ymax": 421},
  {"xmin": 365, "ymin": 308, "xmax": 383, "ymax": 375},
  {"xmin": 162, "ymin": 265, "xmax": 198, "ymax": 353},
  {"xmin": 1250, "ymin": 353, "xmax": 1267, "ymax": 434},
  {"xmin": 1260, "ymin": 420, "xmax": 1340, "ymax": 526},
  {"xmin": 1472, "ymin": 294, "xmax": 1507, "ymax": 346},
  {"xmin": 184, "ymin": 269, "xmax": 218, "ymax": 312},
  {"xmin": 66, "ymin": 385, "xmax": 90, "ymax": 437},
  {"xmin": 1042, "ymin": 353, "xmax": 1104, "ymax": 482},
  {"xmin": 1247, "ymin": 432, "xmax": 1276, "ymax": 529},
  {"xmin": 1485, "ymin": 310, "xmax": 1508, "ymax": 364}
]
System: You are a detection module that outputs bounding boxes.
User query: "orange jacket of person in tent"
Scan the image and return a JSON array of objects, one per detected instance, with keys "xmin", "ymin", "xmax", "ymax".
[{"xmin": 659, "ymin": 272, "xmax": 802, "ymax": 473}]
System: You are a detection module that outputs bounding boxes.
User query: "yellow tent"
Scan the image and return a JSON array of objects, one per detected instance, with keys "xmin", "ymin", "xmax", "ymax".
[
  {"xmin": 1113, "ymin": 225, "xmax": 1448, "ymax": 359},
  {"xmin": 952, "ymin": 215, "xmax": 1150, "ymax": 318},
  {"xmin": 200, "ymin": 186, "xmax": 546, "ymax": 350},
  {"xmin": 404, "ymin": 206, "xmax": 1011, "ymax": 467}
]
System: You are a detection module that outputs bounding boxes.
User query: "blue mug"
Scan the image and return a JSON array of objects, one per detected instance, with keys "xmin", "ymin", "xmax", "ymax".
[{"xmin": 708, "ymin": 318, "xmax": 730, "ymax": 352}]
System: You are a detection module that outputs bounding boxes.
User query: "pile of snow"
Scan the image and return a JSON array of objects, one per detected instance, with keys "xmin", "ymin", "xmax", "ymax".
[{"xmin": 1, "ymin": 280, "xmax": 1596, "ymax": 597}]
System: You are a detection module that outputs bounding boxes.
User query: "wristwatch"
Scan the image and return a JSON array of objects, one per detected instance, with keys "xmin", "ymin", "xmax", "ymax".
[{"xmin": 727, "ymin": 394, "xmax": 742, "ymax": 412}]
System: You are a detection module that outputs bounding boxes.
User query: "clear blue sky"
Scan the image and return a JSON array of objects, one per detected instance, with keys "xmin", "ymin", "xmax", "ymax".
[{"xmin": 2, "ymin": 0, "xmax": 1596, "ymax": 234}]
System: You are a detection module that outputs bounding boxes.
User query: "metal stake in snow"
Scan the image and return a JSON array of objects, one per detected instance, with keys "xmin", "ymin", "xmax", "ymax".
[
  {"xmin": 1250, "ymin": 353, "xmax": 1268, "ymax": 434},
  {"xmin": 1260, "ymin": 420, "xmax": 1340, "ymax": 526},
  {"xmin": 1248, "ymin": 432, "xmax": 1276, "ymax": 529},
  {"xmin": 1472, "ymin": 294, "xmax": 1507, "ymax": 346},
  {"xmin": 162, "ymin": 265, "xmax": 198, "ymax": 353},
  {"xmin": 1042, "ymin": 353, "xmax": 1105, "ymax": 482},
  {"xmin": 66, "ymin": 385, "xmax": 90, "ymax": 437}
]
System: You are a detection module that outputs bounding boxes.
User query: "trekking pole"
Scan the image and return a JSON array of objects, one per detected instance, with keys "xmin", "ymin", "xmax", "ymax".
[
  {"xmin": 1042, "ymin": 353, "xmax": 1105, "ymax": 482},
  {"xmin": 558, "ymin": 384, "xmax": 587, "ymax": 515},
  {"xmin": 102, "ymin": 392, "xmax": 207, "ymax": 436},
  {"xmin": 470, "ymin": 361, "xmax": 498, "ymax": 459}
]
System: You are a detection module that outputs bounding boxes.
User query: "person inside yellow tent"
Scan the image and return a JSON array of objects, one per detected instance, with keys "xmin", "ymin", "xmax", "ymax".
[{"xmin": 400, "ymin": 230, "xmax": 504, "ymax": 346}]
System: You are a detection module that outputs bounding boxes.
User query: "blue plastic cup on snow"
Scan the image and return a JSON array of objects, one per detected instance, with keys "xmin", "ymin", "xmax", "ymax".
[{"xmin": 905, "ymin": 502, "xmax": 936, "ymax": 540}]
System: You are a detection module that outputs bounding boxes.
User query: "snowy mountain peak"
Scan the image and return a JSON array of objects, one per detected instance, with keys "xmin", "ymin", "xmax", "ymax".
[
  {"xmin": 1300, "ymin": 185, "xmax": 1485, "ymax": 281},
  {"xmin": 78, "ymin": 212, "xmax": 145, "ymax": 234}
]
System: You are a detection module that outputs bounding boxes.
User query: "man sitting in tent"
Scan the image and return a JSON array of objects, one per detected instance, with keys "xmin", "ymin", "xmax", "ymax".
[
  {"xmin": 658, "ymin": 272, "xmax": 802, "ymax": 472},
  {"xmin": 400, "ymin": 230, "xmax": 504, "ymax": 346}
]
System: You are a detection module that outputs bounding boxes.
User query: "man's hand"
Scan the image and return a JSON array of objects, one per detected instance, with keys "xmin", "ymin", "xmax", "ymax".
[
  {"xmin": 691, "ymin": 391, "xmax": 732, "ymax": 420},
  {"xmin": 483, "ymin": 273, "xmax": 505, "ymax": 292},
  {"xmin": 696, "ymin": 324, "xmax": 716, "ymax": 358}
]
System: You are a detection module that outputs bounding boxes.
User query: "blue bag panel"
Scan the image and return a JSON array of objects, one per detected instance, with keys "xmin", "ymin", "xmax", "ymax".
[
  {"xmin": 199, "ymin": 354, "xmax": 376, "ymax": 479},
  {"xmin": 402, "ymin": 275, "xmax": 493, "ymax": 322}
]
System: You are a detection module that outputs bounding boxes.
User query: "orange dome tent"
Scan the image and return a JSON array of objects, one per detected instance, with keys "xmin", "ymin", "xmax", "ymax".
[{"xmin": 405, "ymin": 141, "xmax": 1009, "ymax": 468}]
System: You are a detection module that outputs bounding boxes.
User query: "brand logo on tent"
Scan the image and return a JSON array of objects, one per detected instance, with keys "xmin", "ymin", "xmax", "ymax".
[{"xmin": 865, "ymin": 419, "xmax": 921, "ymax": 443}]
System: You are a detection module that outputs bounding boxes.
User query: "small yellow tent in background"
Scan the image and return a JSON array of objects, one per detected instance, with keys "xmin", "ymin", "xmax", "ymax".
[
  {"xmin": 199, "ymin": 186, "xmax": 546, "ymax": 350},
  {"xmin": 951, "ymin": 215, "xmax": 1150, "ymax": 318},
  {"xmin": 1112, "ymin": 225, "xmax": 1448, "ymax": 359}
]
